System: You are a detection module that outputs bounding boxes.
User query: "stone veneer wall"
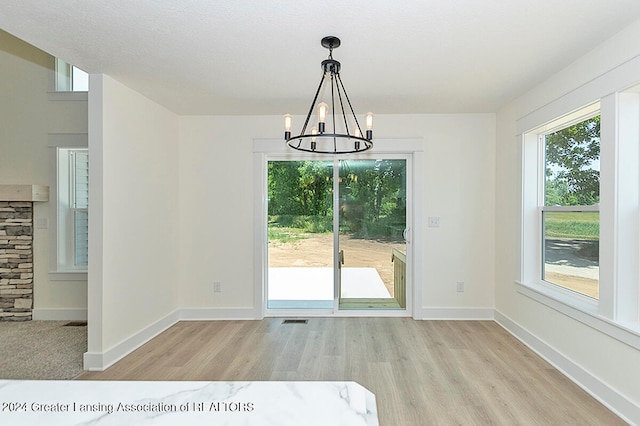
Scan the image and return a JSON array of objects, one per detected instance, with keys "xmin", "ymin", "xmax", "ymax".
[{"xmin": 0, "ymin": 201, "xmax": 33, "ymax": 321}]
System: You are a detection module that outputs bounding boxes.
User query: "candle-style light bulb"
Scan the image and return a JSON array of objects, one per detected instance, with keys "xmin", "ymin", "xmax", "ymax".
[
  {"xmin": 284, "ymin": 114, "xmax": 292, "ymax": 140},
  {"xmin": 318, "ymin": 103, "xmax": 328, "ymax": 123},
  {"xmin": 365, "ymin": 112, "xmax": 374, "ymax": 140},
  {"xmin": 317, "ymin": 102, "xmax": 328, "ymax": 133},
  {"xmin": 354, "ymin": 126, "xmax": 362, "ymax": 150}
]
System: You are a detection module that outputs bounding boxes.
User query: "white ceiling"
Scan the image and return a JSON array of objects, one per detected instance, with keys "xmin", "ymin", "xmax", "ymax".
[{"xmin": 2, "ymin": 1, "xmax": 640, "ymax": 115}]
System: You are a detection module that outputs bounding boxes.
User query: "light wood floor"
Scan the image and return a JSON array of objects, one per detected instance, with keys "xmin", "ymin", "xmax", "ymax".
[{"xmin": 79, "ymin": 318, "xmax": 625, "ymax": 425}]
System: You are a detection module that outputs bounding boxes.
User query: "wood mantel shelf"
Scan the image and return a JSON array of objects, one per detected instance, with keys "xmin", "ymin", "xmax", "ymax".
[{"xmin": 0, "ymin": 185, "xmax": 49, "ymax": 202}]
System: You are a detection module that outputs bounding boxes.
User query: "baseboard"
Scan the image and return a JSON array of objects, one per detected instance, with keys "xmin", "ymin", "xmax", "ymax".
[
  {"xmin": 82, "ymin": 308, "xmax": 261, "ymax": 371},
  {"xmin": 494, "ymin": 310, "xmax": 640, "ymax": 425},
  {"xmin": 82, "ymin": 351, "xmax": 105, "ymax": 371},
  {"xmin": 179, "ymin": 307, "xmax": 262, "ymax": 320},
  {"xmin": 32, "ymin": 308, "xmax": 87, "ymax": 321},
  {"xmin": 414, "ymin": 307, "xmax": 494, "ymax": 320},
  {"xmin": 83, "ymin": 309, "xmax": 180, "ymax": 371}
]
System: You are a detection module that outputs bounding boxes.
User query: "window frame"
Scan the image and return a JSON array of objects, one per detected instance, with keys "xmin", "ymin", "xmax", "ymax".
[
  {"xmin": 48, "ymin": 134, "xmax": 88, "ymax": 281},
  {"xmin": 48, "ymin": 58, "xmax": 88, "ymax": 102},
  {"xmin": 518, "ymin": 93, "xmax": 640, "ymax": 349},
  {"xmin": 520, "ymin": 105, "xmax": 602, "ymax": 312}
]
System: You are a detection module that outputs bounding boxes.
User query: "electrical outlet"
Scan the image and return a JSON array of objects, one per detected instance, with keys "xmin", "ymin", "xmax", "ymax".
[
  {"xmin": 214, "ymin": 282, "xmax": 222, "ymax": 293},
  {"xmin": 428, "ymin": 217, "xmax": 440, "ymax": 227},
  {"xmin": 456, "ymin": 281, "xmax": 464, "ymax": 292}
]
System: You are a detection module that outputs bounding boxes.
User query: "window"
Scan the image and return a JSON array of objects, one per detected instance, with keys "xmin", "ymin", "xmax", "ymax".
[
  {"xmin": 542, "ymin": 116, "xmax": 600, "ymax": 299},
  {"xmin": 55, "ymin": 58, "xmax": 88, "ymax": 92},
  {"xmin": 520, "ymin": 104, "xmax": 601, "ymax": 308},
  {"xmin": 520, "ymin": 90, "xmax": 640, "ymax": 343},
  {"xmin": 56, "ymin": 148, "xmax": 89, "ymax": 270}
]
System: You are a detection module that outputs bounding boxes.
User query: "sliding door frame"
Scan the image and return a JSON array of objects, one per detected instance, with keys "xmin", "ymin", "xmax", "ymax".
[{"xmin": 253, "ymin": 138, "xmax": 424, "ymax": 318}]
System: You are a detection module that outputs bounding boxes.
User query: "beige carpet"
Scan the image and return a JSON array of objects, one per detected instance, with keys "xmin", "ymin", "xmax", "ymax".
[{"xmin": 0, "ymin": 321, "xmax": 87, "ymax": 380}]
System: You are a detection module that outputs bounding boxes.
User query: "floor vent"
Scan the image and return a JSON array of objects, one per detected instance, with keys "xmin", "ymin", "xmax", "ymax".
[
  {"xmin": 282, "ymin": 319, "xmax": 308, "ymax": 325},
  {"xmin": 63, "ymin": 321, "xmax": 87, "ymax": 327}
]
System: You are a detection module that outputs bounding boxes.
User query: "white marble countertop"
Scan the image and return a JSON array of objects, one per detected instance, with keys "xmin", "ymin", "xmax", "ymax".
[{"xmin": 0, "ymin": 380, "xmax": 378, "ymax": 425}]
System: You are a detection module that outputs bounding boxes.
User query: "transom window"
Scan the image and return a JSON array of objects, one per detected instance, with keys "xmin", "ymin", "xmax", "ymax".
[{"xmin": 55, "ymin": 58, "xmax": 88, "ymax": 92}]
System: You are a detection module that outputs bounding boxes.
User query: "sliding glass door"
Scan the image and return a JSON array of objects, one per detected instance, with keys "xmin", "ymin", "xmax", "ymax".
[
  {"xmin": 266, "ymin": 157, "xmax": 409, "ymax": 312},
  {"xmin": 267, "ymin": 160, "xmax": 334, "ymax": 309},
  {"xmin": 337, "ymin": 159, "xmax": 407, "ymax": 309}
]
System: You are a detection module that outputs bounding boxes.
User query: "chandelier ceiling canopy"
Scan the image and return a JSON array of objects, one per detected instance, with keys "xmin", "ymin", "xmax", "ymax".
[{"xmin": 284, "ymin": 36, "xmax": 373, "ymax": 154}]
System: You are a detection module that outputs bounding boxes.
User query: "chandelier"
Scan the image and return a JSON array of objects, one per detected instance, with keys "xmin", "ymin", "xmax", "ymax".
[{"xmin": 284, "ymin": 36, "xmax": 373, "ymax": 154}]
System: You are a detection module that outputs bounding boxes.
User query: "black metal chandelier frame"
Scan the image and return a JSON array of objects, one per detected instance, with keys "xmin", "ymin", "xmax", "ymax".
[{"xmin": 285, "ymin": 36, "xmax": 373, "ymax": 154}]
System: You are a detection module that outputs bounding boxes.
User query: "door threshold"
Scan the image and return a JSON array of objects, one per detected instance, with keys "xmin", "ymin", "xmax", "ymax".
[
  {"xmin": 264, "ymin": 308, "xmax": 411, "ymax": 318},
  {"xmin": 339, "ymin": 298, "xmax": 404, "ymax": 310}
]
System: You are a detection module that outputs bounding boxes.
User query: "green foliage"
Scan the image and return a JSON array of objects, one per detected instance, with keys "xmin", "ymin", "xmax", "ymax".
[
  {"xmin": 350, "ymin": 217, "xmax": 406, "ymax": 240},
  {"xmin": 544, "ymin": 178, "xmax": 567, "ymax": 206},
  {"xmin": 267, "ymin": 226, "xmax": 306, "ymax": 244},
  {"xmin": 545, "ymin": 116, "xmax": 600, "ymax": 206},
  {"xmin": 269, "ymin": 215, "xmax": 332, "ymax": 233},
  {"xmin": 268, "ymin": 214, "xmax": 296, "ymax": 227},
  {"xmin": 299, "ymin": 216, "xmax": 332, "ymax": 233},
  {"xmin": 544, "ymin": 212, "xmax": 599, "ymax": 240},
  {"xmin": 268, "ymin": 159, "xmax": 407, "ymax": 240},
  {"xmin": 338, "ymin": 160, "xmax": 406, "ymax": 240},
  {"xmin": 268, "ymin": 161, "xmax": 333, "ymax": 216}
]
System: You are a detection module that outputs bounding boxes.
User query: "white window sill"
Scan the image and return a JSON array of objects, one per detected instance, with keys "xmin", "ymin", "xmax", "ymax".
[
  {"xmin": 49, "ymin": 271, "xmax": 87, "ymax": 281},
  {"xmin": 47, "ymin": 91, "xmax": 88, "ymax": 102},
  {"xmin": 515, "ymin": 280, "xmax": 640, "ymax": 351}
]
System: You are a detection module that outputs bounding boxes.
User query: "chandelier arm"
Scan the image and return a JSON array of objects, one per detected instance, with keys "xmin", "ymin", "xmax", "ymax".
[
  {"xmin": 334, "ymin": 74, "xmax": 351, "ymax": 138},
  {"xmin": 299, "ymin": 72, "xmax": 327, "ymax": 137},
  {"xmin": 336, "ymin": 73, "xmax": 364, "ymax": 137},
  {"xmin": 331, "ymin": 73, "xmax": 338, "ymax": 152}
]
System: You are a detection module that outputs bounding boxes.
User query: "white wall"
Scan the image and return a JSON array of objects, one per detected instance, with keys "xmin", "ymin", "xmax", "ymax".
[
  {"xmin": 0, "ymin": 30, "xmax": 88, "ymax": 316},
  {"xmin": 178, "ymin": 113, "xmax": 496, "ymax": 317},
  {"xmin": 495, "ymin": 19, "xmax": 640, "ymax": 422},
  {"xmin": 87, "ymin": 74, "xmax": 180, "ymax": 366},
  {"xmin": 178, "ymin": 116, "xmax": 260, "ymax": 311}
]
